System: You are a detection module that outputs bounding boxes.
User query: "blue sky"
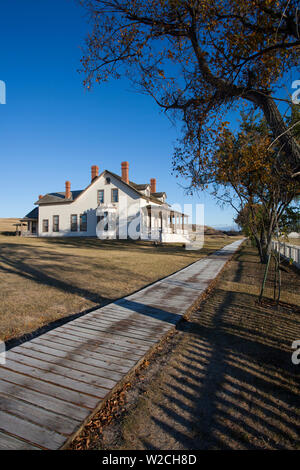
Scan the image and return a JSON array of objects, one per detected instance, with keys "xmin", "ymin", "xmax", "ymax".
[{"xmin": 0, "ymin": 0, "xmax": 288, "ymax": 227}]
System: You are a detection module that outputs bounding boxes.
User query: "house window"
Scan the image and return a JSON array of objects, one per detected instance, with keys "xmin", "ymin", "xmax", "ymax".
[
  {"xmin": 111, "ymin": 188, "xmax": 119, "ymax": 203},
  {"xmin": 80, "ymin": 213, "xmax": 87, "ymax": 232},
  {"xmin": 105, "ymin": 177, "xmax": 111, "ymax": 184},
  {"xmin": 53, "ymin": 215, "xmax": 59, "ymax": 232},
  {"xmin": 42, "ymin": 219, "xmax": 49, "ymax": 232},
  {"xmin": 97, "ymin": 212, "xmax": 108, "ymax": 231},
  {"xmin": 71, "ymin": 214, "xmax": 78, "ymax": 232},
  {"xmin": 98, "ymin": 189, "xmax": 104, "ymax": 204}
]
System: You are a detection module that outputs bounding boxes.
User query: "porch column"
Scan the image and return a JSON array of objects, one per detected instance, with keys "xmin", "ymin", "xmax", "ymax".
[
  {"xmin": 147, "ymin": 207, "xmax": 152, "ymax": 230},
  {"xmin": 162, "ymin": 211, "xmax": 167, "ymax": 232},
  {"xmin": 170, "ymin": 212, "xmax": 174, "ymax": 233}
]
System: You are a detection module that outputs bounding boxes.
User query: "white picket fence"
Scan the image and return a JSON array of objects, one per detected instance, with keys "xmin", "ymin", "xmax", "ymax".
[{"xmin": 272, "ymin": 240, "xmax": 300, "ymax": 269}]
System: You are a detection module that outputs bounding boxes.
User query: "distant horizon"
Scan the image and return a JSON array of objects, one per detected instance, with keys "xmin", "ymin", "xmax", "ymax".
[{"xmin": 0, "ymin": 215, "xmax": 240, "ymax": 232}]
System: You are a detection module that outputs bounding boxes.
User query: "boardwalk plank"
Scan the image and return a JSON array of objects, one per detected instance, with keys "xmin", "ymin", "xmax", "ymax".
[
  {"xmin": 0, "ymin": 411, "xmax": 66, "ymax": 449},
  {"xmin": 57, "ymin": 324, "xmax": 154, "ymax": 348},
  {"xmin": 89, "ymin": 308, "xmax": 172, "ymax": 325},
  {"xmin": 1, "ymin": 361, "xmax": 108, "ymax": 399},
  {"xmin": 33, "ymin": 332, "xmax": 141, "ymax": 361},
  {"xmin": 14, "ymin": 347, "xmax": 124, "ymax": 381},
  {"xmin": 61, "ymin": 322, "xmax": 158, "ymax": 343},
  {"xmin": 0, "ymin": 431, "xmax": 40, "ymax": 450},
  {"xmin": 6, "ymin": 351, "xmax": 118, "ymax": 390},
  {"xmin": 0, "ymin": 378, "xmax": 89, "ymax": 420},
  {"xmin": 74, "ymin": 313, "xmax": 171, "ymax": 332},
  {"xmin": 0, "ymin": 367, "xmax": 98, "ymax": 409},
  {"xmin": 0, "ymin": 394, "xmax": 81, "ymax": 435},
  {"xmin": 42, "ymin": 333, "xmax": 144, "ymax": 363},
  {"xmin": 19, "ymin": 339, "xmax": 136, "ymax": 370},
  {"xmin": 44, "ymin": 329, "xmax": 149, "ymax": 355},
  {"xmin": 69, "ymin": 317, "xmax": 169, "ymax": 341}
]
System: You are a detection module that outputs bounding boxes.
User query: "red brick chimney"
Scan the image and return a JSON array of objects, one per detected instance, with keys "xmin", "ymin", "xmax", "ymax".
[
  {"xmin": 65, "ymin": 181, "xmax": 71, "ymax": 199},
  {"xmin": 121, "ymin": 161, "xmax": 129, "ymax": 184},
  {"xmin": 150, "ymin": 178, "xmax": 156, "ymax": 193},
  {"xmin": 38, "ymin": 195, "xmax": 43, "ymax": 200},
  {"xmin": 91, "ymin": 165, "xmax": 99, "ymax": 182}
]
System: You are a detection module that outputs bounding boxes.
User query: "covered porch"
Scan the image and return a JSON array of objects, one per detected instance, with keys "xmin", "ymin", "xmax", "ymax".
[
  {"xmin": 16, "ymin": 208, "xmax": 38, "ymax": 236},
  {"xmin": 15, "ymin": 219, "xmax": 38, "ymax": 237},
  {"xmin": 141, "ymin": 205, "xmax": 190, "ymax": 243}
]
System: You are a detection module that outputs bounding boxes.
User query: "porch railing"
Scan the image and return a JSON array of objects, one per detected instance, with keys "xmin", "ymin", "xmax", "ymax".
[
  {"xmin": 271, "ymin": 240, "xmax": 300, "ymax": 269},
  {"xmin": 141, "ymin": 227, "xmax": 189, "ymax": 241}
]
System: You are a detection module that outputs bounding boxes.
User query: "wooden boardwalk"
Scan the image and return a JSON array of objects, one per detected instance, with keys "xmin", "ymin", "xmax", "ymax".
[{"xmin": 0, "ymin": 239, "xmax": 244, "ymax": 449}]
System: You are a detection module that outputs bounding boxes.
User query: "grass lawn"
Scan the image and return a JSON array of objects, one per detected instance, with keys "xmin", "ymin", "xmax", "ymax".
[
  {"xmin": 71, "ymin": 241, "xmax": 300, "ymax": 450},
  {"xmin": 0, "ymin": 218, "xmax": 242, "ymax": 342}
]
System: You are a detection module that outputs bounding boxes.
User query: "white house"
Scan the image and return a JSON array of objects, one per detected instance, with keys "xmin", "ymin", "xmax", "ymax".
[{"xmin": 20, "ymin": 162, "xmax": 190, "ymax": 243}]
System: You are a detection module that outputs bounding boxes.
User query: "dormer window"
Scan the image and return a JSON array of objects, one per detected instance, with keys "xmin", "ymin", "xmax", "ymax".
[
  {"xmin": 111, "ymin": 188, "xmax": 119, "ymax": 203},
  {"xmin": 98, "ymin": 189, "xmax": 104, "ymax": 204}
]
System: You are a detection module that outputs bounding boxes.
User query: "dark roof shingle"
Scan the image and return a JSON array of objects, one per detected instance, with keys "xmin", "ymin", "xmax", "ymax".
[
  {"xmin": 35, "ymin": 190, "xmax": 84, "ymax": 205},
  {"xmin": 22, "ymin": 207, "xmax": 38, "ymax": 219}
]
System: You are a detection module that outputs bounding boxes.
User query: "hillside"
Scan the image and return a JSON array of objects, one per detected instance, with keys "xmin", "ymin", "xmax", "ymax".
[
  {"xmin": 0, "ymin": 218, "xmax": 19, "ymax": 234},
  {"xmin": 186, "ymin": 224, "xmax": 229, "ymax": 238}
]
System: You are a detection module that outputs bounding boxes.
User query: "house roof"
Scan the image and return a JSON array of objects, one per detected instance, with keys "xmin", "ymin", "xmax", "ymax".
[
  {"xmin": 106, "ymin": 170, "xmax": 169, "ymax": 206},
  {"xmin": 144, "ymin": 205, "xmax": 189, "ymax": 217},
  {"xmin": 21, "ymin": 207, "xmax": 38, "ymax": 220},
  {"xmin": 35, "ymin": 190, "xmax": 84, "ymax": 205},
  {"xmin": 35, "ymin": 170, "xmax": 168, "ymax": 207},
  {"xmin": 130, "ymin": 182, "xmax": 149, "ymax": 191}
]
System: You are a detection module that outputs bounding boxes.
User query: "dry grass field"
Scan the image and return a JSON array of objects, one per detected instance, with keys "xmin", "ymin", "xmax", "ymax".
[
  {"xmin": 0, "ymin": 218, "xmax": 19, "ymax": 234},
  {"xmin": 0, "ymin": 218, "xmax": 242, "ymax": 342}
]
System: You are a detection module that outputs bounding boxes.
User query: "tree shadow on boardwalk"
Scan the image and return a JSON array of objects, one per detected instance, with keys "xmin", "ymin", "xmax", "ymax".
[{"xmin": 115, "ymin": 247, "xmax": 300, "ymax": 450}]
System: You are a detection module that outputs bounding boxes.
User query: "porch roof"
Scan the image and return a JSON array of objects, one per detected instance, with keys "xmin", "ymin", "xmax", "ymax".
[
  {"xmin": 144, "ymin": 204, "xmax": 189, "ymax": 217},
  {"xmin": 20, "ymin": 207, "xmax": 38, "ymax": 221}
]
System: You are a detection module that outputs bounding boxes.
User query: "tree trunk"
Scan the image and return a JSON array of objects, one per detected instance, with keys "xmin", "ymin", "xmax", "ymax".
[
  {"xmin": 260, "ymin": 233, "xmax": 273, "ymax": 264},
  {"xmin": 253, "ymin": 221, "xmax": 273, "ymax": 264},
  {"xmin": 247, "ymin": 91, "xmax": 300, "ymax": 174},
  {"xmin": 253, "ymin": 233, "xmax": 265, "ymax": 263},
  {"xmin": 259, "ymin": 252, "xmax": 271, "ymax": 302},
  {"xmin": 259, "ymin": 229, "xmax": 267, "ymax": 263}
]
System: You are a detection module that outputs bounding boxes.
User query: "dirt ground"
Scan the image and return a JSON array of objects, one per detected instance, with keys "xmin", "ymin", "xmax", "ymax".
[{"xmin": 70, "ymin": 242, "xmax": 300, "ymax": 450}]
